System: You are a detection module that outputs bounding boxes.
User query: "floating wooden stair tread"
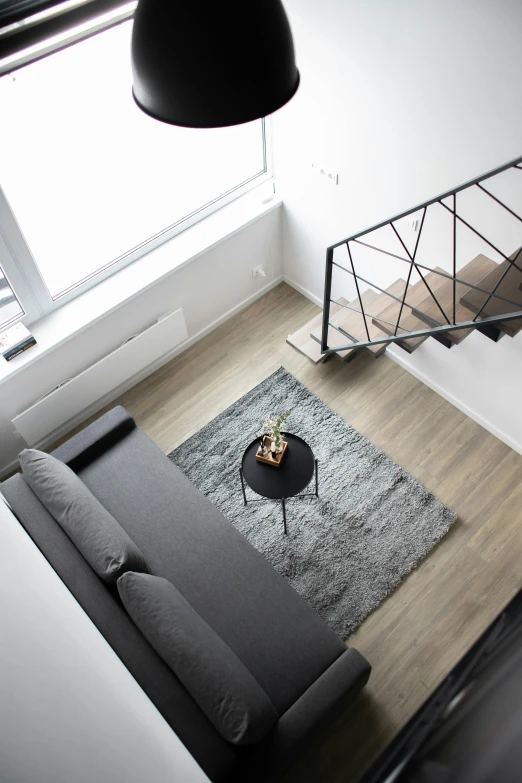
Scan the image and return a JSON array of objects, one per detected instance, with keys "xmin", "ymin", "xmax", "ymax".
[
  {"xmin": 311, "ymin": 289, "xmax": 381, "ymax": 334},
  {"xmin": 411, "ymin": 255, "xmax": 499, "ymax": 344},
  {"xmin": 286, "ymin": 323, "xmax": 328, "ymax": 364},
  {"xmin": 370, "ymin": 268, "xmax": 449, "ymax": 353},
  {"xmin": 331, "ymin": 280, "xmax": 408, "ymax": 357},
  {"xmin": 309, "ymin": 288, "xmax": 382, "ymax": 356},
  {"xmin": 312, "ymin": 324, "xmax": 357, "ymax": 360},
  {"xmin": 286, "ymin": 299, "xmax": 356, "ymax": 364},
  {"xmin": 459, "ymin": 248, "xmax": 522, "ymax": 337}
]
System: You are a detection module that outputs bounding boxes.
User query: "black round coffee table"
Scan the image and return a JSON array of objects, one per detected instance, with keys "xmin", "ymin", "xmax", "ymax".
[{"xmin": 239, "ymin": 433, "xmax": 318, "ymax": 534}]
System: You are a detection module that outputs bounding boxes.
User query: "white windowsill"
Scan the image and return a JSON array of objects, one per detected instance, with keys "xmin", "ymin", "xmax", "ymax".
[{"xmin": 0, "ymin": 185, "xmax": 282, "ymax": 385}]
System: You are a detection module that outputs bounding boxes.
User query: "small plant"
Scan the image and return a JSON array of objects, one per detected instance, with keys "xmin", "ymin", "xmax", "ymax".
[{"xmin": 259, "ymin": 410, "xmax": 292, "ymax": 450}]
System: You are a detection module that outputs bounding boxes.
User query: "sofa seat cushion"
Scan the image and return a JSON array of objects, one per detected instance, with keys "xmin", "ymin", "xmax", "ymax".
[
  {"xmin": 118, "ymin": 572, "xmax": 278, "ymax": 746},
  {"xmin": 20, "ymin": 449, "xmax": 149, "ymax": 585},
  {"xmin": 75, "ymin": 428, "xmax": 347, "ymax": 714}
]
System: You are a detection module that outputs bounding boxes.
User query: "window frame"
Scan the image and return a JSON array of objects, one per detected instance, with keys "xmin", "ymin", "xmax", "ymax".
[
  {"xmin": 0, "ymin": 115, "xmax": 272, "ymax": 326},
  {"xmin": 0, "ymin": 248, "xmax": 26, "ymax": 330},
  {"xmin": 0, "ymin": 209, "xmax": 44, "ymax": 325}
]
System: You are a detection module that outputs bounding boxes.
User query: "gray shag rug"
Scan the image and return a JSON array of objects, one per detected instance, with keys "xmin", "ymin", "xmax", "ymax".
[{"xmin": 168, "ymin": 367, "xmax": 456, "ymax": 638}]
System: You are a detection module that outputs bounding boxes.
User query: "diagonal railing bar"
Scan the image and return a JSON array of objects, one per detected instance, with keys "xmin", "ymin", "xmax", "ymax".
[
  {"xmin": 371, "ymin": 314, "xmax": 414, "ymax": 333},
  {"xmin": 390, "ymin": 209, "xmax": 427, "ymax": 262},
  {"xmin": 439, "ymin": 200, "xmax": 522, "ymax": 275},
  {"xmin": 516, "ymin": 165, "xmax": 522, "ymax": 170},
  {"xmin": 332, "ymin": 259, "xmax": 522, "ymax": 314},
  {"xmin": 472, "ymin": 247, "xmax": 522, "ymax": 323},
  {"xmin": 352, "ymin": 238, "xmax": 410, "ymax": 264},
  {"xmin": 411, "ymin": 206, "xmax": 426, "ymax": 259},
  {"xmin": 393, "ymin": 258, "xmax": 414, "ymax": 335},
  {"xmin": 331, "ymin": 262, "xmax": 407, "ymax": 307},
  {"xmin": 334, "ymin": 259, "xmax": 522, "ymax": 313},
  {"xmin": 391, "ymin": 211, "xmax": 450, "ymax": 326},
  {"xmin": 330, "ymin": 294, "xmax": 438, "ymax": 333},
  {"xmin": 408, "ymin": 262, "xmax": 522, "ymax": 309},
  {"xmin": 346, "ymin": 242, "xmax": 371, "ymax": 341},
  {"xmin": 329, "ymin": 300, "xmax": 415, "ymax": 333},
  {"xmin": 327, "ymin": 305, "xmax": 415, "ymax": 335},
  {"xmin": 353, "ymin": 227, "xmax": 451, "ymax": 325},
  {"xmin": 390, "ymin": 211, "xmax": 451, "ymax": 326},
  {"xmin": 321, "ymin": 310, "xmax": 522, "ymax": 354},
  {"xmin": 476, "ymin": 183, "xmax": 522, "ymax": 224}
]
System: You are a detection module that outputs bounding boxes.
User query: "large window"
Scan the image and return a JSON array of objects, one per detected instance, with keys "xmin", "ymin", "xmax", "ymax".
[{"xmin": 0, "ymin": 20, "xmax": 268, "ymax": 328}]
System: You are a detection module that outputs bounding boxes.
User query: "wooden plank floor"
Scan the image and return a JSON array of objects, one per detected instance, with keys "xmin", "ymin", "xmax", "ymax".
[{"xmin": 60, "ymin": 282, "xmax": 522, "ymax": 783}]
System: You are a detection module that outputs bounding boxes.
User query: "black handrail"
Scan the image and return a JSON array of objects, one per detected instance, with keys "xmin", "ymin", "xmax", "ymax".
[{"xmin": 328, "ymin": 155, "xmax": 522, "ymax": 250}]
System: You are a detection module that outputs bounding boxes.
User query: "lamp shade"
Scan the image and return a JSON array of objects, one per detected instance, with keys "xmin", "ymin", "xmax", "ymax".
[{"xmin": 131, "ymin": 0, "xmax": 299, "ymax": 128}]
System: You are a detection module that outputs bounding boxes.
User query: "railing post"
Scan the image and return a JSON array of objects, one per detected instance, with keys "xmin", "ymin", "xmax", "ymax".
[
  {"xmin": 453, "ymin": 193, "xmax": 457, "ymax": 325},
  {"xmin": 321, "ymin": 247, "xmax": 334, "ymax": 353}
]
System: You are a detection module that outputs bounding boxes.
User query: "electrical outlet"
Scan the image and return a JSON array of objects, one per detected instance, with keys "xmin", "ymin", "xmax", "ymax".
[
  {"xmin": 252, "ymin": 265, "xmax": 266, "ymax": 278},
  {"xmin": 311, "ymin": 163, "xmax": 339, "ymax": 185}
]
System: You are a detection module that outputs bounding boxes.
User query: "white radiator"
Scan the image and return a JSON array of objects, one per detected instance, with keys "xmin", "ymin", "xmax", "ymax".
[{"xmin": 12, "ymin": 308, "xmax": 187, "ymax": 446}]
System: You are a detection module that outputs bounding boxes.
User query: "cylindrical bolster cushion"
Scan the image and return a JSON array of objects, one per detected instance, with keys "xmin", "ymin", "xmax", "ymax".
[
  {"xmin": 51, "ymin": 406, "xmax": 136, "ymax": 472},
  {"xmin": 117, "ymin": 572, "xmax": 279, "ymax": 745},
  {"xmin": 19, "ymin": 449, "xmax": 149, "ymax": 584}
]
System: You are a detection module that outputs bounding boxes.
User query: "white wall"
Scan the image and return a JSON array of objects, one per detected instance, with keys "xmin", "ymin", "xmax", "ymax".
[
  {"xmin": 0, "ymin": 205, "xmax": 282, "ymax": 475},
  {"xmin": 0, "ymin": 497, "xmax": 210, "ymax": 783},
  {"xmin": 273, "ymin": 0, "xmax": 522, "ymax": 452}
]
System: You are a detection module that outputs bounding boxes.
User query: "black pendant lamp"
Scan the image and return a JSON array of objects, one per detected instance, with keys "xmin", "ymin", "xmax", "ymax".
[{"xmin": 131, "ymin": 0, "xmax": 300, "ymax": 128}]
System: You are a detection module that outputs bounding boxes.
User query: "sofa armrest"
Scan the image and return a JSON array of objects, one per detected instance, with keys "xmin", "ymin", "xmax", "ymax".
[
  {"xmin": 234, "ymin": 647, "xmax": 370, "ymax": 783},
  {"xmin": 276, "ymin": 646, "xmax": 371, "ymax": 744},
  {"xmin": 51, "ymin": 406, "xmax": 136, "ymax": 472}
]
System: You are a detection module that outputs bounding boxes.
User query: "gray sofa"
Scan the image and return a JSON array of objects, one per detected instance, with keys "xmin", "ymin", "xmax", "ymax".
[{"xmin": 1, "ymin": 406, "xmax": 370, "ymax": 782}]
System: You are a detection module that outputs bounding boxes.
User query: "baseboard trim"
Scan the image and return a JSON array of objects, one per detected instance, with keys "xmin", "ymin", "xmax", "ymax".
[
  {"xmin": 163, "ymin": 274, "xmax": 284, "ymax": 360},
  {"xmin": 0, "ymin": 456, "xmax": 19, "ymax": 481},
  {"xmin": 387, "ymin": 346, "xmax": 522, "ymax": 457},
  {"xmin": 283, "ymin": 274, "xmax": 323, "ymax": 308},
  {"xmin": 0, "ymin": 275, "xmax": 283, "ymax": 480}
]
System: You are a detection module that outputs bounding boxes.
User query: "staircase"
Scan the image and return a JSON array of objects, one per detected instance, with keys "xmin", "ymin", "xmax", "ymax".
[{"xmin": 287, "ymin": 156, "xmax": 522, "ymax": 363}]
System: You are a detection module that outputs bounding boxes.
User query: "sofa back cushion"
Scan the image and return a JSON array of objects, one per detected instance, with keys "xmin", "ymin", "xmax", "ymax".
[
  {"xmin": 19, "ymin": 449, "xmax": 148, "ymax": 585},
  {"xmin": 118, "ymin": 572, "xmax": 278, "ymax": 745}
]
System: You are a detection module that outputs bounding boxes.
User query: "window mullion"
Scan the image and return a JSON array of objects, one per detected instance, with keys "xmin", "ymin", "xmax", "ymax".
[{"xmin": 0, "ymin": 187, "xmax": 52, "ymax": 324}]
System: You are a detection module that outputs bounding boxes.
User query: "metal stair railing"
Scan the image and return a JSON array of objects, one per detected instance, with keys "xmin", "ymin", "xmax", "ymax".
[{"xmin": 321, "ymin": 155, "xmax": 522, "ymax": 355}]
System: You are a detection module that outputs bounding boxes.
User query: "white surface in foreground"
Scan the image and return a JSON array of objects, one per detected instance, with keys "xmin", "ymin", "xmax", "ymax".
[{"xmin": 0, "ymin": 497, "xmax": 210, "ymax": 783}]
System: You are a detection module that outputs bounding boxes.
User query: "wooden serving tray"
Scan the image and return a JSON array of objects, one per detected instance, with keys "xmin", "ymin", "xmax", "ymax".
[{"xmin": 256, "ymin": 436, "xmax": 288, "ymax": 467}]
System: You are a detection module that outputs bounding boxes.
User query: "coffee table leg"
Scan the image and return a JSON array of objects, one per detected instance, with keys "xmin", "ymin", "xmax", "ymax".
[
  {"xmin": 239, "ymin": 468, "xmax": 247, "ymax": 505},
  {"xmin": 315, "ymin": 459, "xmax": 319, "ymax": 497},
  {"xmin": 282, "ymin": 498, "xmax": 287, "ymax": 535}
]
